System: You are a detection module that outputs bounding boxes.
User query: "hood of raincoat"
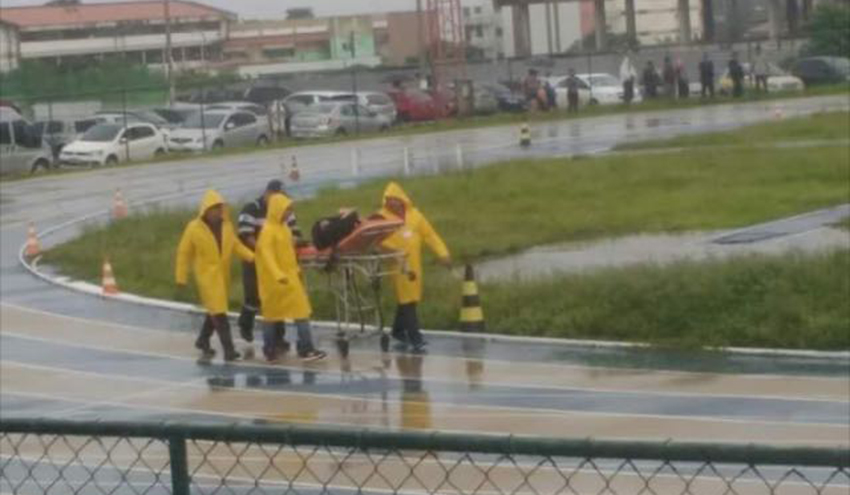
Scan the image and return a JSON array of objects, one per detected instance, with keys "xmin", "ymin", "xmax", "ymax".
[
  {"xmin": 197, "ymin": 189, "xmax": 227, "ymax": 218},
  {"xmin": 381, "ymin": 182, "xmax": 413, "ymax": 219},
  {"xmin": 266, "ymin": 193, "xmax": 292, "ymax": 226}
]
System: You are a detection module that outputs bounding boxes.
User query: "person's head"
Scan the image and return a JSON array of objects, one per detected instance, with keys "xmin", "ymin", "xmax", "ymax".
[
  {"xmin": 385, "ymin": 197, "xmax": 406, "ymax": 218},
  {"xmin": 263, "ymin": 179, "xmax": 284, "ymax": 203},
  {"xmin": 204, "ymin": 203, "xmax": 224, "ymax": 225}
]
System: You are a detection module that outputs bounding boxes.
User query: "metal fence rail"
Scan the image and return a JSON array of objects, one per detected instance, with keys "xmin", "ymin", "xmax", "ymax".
[{"xmin": 2, "ymin": 418, "xmax": 848, "ymax": 494}]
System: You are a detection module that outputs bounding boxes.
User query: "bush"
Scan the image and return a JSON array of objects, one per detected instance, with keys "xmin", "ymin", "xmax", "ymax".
[{"xmin": 803, "ymin": 4, "xmax": 850, "ymax": 57}]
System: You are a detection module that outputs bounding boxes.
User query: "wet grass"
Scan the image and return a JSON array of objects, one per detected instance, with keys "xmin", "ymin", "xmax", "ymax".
[
  {"xmin": 4, "ymin": 85, "xmax": 848, "ymax": 183},
  {"xmin": 616, "ymin": 111, "xmax": 850, "ymax": 151}
]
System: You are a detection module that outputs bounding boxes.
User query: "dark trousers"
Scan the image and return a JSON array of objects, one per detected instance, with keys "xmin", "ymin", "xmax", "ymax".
[
  {"xmin": 392, "ymin": 303, "xmax": 423, "ymax": 346},
  {"xmin": 732, "ymin": 79, "xmax": 744, "ymax": 97},
  {"xmin": 755, "ymin": 75, "xmax": 768, "ymax": 92},
  {"xmin": 623, "ymin": 80, "xmax": 634, "ymax": 103},
  {"xmin": 197, "ymin": 314, "xmax": 237, "ymax": 356},
  {"xmin": 567, "ymin": 91, "xmax": 579, "ymax": 113},
  {"xmin": 238, "ymin": 262, "xmax": 259, "ymax": 341},
  {"xmin": 701, "ymin": 80, "xmax": 714, "ymax": 98}
]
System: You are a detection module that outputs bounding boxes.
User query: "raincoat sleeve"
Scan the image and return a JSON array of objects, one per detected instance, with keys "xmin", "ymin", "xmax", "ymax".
[
  {"xmin": 259, "ymin": 233, "xmax": 287, "ymax": 284},
  {"xmin": 175, "ymin": 225, "xmax": 194, "ymax": 285},
  {"xmin": 232, "ymin": 229, "xmax": 255, "ymax": 263},
  {"xmin": 419, "ymin": 215, "xmax": 449, "ymax": 260}
]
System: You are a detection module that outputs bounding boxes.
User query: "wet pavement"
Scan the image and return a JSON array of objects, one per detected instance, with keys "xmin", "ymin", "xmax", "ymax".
[
  {"xmin": 477, "ymin": 205, "xmax": 850, "ymax": 281},
  {"xmin": 1, "ymin": 96, "xmax": 848, "ymax": 446}
]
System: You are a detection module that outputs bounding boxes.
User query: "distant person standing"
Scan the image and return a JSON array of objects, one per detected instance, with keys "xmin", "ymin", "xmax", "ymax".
[
  {"xmin": 642, "ymin": 61, "xmax": 660, "ymax": 99},
  {"xmin": 753, "ymin": 44, "xmax": 769, "ymax": 93},
  {"xmin": 729, "ymin": 52, "xmax": 745, "ymax": 98},
  {"xmin": 699, "ymin": 53, "xmax": 715, "ymax": 98},
  {"xmin": 522, "ymin": 69, "xmax": 541, "ymax": 110},
  {"xmin": 662, "ymin": 56, "xmax": 676, "ymax": 98},
  {"xmin": 544, "ymin": 73, "xmax": 557, "ymax": 110},
  {"xmin": 619, "ymin": 53, "xmax": 638, "ymax": 104},
  {"xmin": 675, "ymin": 57, "xmax": 690, "ymax": 99},
  {"xmin": 566, "ymin": 69, "xmax": 580, "ymax": 113}
]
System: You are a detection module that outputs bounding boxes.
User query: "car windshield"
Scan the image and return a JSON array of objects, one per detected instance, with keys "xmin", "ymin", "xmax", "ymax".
[
  {"xmin": 135, "ymin": 111, "xmax": 169, "ymax": 126},
  {"xmin": 586, "ymin": 75, "xmax": 620, "ymax": 87},
  {"xmin": 182, "ymin": 113, "xmax": 226, "ymax": 129},
  {"xmin": 81, "ymin": 124, "xmax": 122, "ymax": 142}
]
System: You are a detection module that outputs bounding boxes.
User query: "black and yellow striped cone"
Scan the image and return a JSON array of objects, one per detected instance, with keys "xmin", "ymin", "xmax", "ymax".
[
  {"xmin": 460, "ymin": 264, "xmax": 485, "ymax": 332},
  {"xmin": 519, "ymin": 123, "xmax": 531, "ymax": 147}
]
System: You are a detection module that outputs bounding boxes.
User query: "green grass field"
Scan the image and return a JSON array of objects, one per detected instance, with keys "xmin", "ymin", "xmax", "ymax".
[{"xmin": 43, "ymin": 113, "xmax": 850, "ymax": 349}]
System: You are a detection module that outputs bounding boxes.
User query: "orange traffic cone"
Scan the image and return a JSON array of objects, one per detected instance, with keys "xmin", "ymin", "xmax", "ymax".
[
  {"xmin": 289, "ymin": 156, "xmax": 300, "ymax": 183},
  {"xmin": 25, "ymin": 223, "xmax": 41, "ymax": 259},
  {"xmin": 112, "ymin": 188, "xmax": 128, "ymax": 219},
  {"xmin": 101, "ymin": 258, "xmax": 119, "ymax": 296}
]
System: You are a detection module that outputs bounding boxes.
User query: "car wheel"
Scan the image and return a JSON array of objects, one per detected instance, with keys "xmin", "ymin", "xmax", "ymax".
[
  {"xmin": 30, "ymin": 158, "xmax": 51, "ymax": 174},
  {"xmin": 105, "ymin": 155, "xmax": 119, "ymax": 166},
  {"xmin": 379, "ymin": 125, "xmax": 389, "ymax": 132},
  {"xmin": 335, "ymin": 127, "xmax": 347, "ymax": 137},
  {"xmin": 154, "ymin": 148, "xmax": 166, "ymax": 158},
  {"xmin": 211, "ymin": 140, "xmax": 224, "ymax": 151},
  {"xmin": 256, "ymin": 135, "xmax": 269, "ymax": 146}
]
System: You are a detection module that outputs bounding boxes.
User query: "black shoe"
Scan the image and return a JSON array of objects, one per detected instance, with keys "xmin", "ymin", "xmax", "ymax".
[
  {"xmin": 276, "ymin": 340, "xmax": 291, "ymax": 354},
  {"xmin": 224, "ymin": 351, "xmax": 241, "ymax": 362},
  {"xmin": 238, "ymin": 326, "xmax": 253, "ymax": 343},
  {"xmin": 299, "ymin": 349, "xmax": 327, "ymax": 362},
  {"xmin": 410, "ymin": 343, "xmax": 428, "ymax": 355},
  {"xmin": 198, "ymin": 348, "xmax": 216, "ymax": 360}
]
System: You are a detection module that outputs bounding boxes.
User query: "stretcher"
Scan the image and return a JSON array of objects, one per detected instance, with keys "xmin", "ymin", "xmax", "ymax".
[{"xmin": 297, "ymin": 218, "xmax": 405, "ymax": 357}]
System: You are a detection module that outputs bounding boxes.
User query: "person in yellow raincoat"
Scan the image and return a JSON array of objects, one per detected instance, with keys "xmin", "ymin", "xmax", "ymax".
[
  {"xmin": 175, "ymin": 190, "xmax": 254, "ymax": 361},
  {"xmin": 380, "ymin": 182, "xmax": 451, "ymax": 353},
  {"xmin": 256, "ymin": 194, "xmax": 326, "ymax": 362}
]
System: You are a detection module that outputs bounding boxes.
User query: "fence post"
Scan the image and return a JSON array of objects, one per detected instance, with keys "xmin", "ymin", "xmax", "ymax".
[
  {"xmin": 168, "ymin": 435, "xmax": 190, "ymax": 495},
  {"xmin": 455, "ymin": 143, "xmax": 464, "ymax": 170},
  {"xmin": 403, "ymin": 147, "xmax": 411, "ymax": 176}
]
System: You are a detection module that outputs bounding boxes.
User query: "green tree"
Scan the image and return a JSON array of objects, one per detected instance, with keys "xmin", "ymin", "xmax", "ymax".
[{"xmin": 804, "ymin": 4, "xmax": 850, "ymax": 57}]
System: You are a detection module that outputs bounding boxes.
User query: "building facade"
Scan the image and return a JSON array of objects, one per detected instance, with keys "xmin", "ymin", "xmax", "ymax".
[
  {"xmin": 0, "ymin": 20, "xmax": 20, "ymax": 73},
  {"xmin": 0, "ymin": 1, "xmax": 234, "ymax": 70}
]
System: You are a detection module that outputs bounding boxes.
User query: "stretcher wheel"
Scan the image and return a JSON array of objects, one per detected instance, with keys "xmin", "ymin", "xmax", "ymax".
[
  {"xmin": 337, "ymin": 338, "xmax": 350, "ymax": 359},
  {"xmin": 380, "ymin": 333, "xmax": 390, "ymax": 353}
]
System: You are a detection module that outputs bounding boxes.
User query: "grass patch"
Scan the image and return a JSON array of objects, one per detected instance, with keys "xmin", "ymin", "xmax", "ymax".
[{"xmin": 616, "ymin": 111, "xmax": 850, "ymax": 151}]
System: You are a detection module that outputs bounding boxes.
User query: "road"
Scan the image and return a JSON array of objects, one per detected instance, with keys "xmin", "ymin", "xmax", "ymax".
[{"xmin": 1, "ymin": 96, "xmax": 848, "ymax": 449}]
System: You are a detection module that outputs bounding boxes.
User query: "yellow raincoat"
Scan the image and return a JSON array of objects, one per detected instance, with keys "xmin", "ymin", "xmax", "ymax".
[
  {"xmin": 256, "ymin": 194, "xmax": 312, "ymax": 320},
  {"xmin": 175, "ymin": 190, "xmax": 254, "ymax": 314},
  {"xmin": 380, "ymin": 182, "xmax": 450, "ymax": 304}
]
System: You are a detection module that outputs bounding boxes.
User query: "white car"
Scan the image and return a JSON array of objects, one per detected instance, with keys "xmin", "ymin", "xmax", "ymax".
[
  {"xmin": 59, "ymin": 122, "xmax": 167, "ymax": 166},
  {"xmin": 547, "ymin": 73, "xmax": 641, "ymax": 108},
  {"xmin": 168, "ymin": 110, "xmax": 270, "ymax": 152},
  {"xmin": 326, "ymin": 92, "xmax": 398, "ymax": 123}
]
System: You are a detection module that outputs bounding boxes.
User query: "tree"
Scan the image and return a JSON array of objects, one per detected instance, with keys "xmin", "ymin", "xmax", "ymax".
[{"xmin": 803, "ymin": 3, "xmax": 850, "ymax": 57}]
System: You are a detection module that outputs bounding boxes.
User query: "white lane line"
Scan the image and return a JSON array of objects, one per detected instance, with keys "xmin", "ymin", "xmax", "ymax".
[
  {"xmin": 4, "ymin": 302, "xmax": 847, "ymax": 382},
  {"xmin": 3, "ymin": 360, "xmax": 849, "ymax": 430},
  {"xmin": 2, "ymin": 328, "xmax": 848, "ymax": 404}
]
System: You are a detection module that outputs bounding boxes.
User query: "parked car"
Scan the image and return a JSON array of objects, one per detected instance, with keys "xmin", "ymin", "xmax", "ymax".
[
  {"xmin": 290, "ymin": 102, "xmax": 391, "ymax": 139},
  {"xmin": 481, "ymin": 82, "xmax": 527, "ymax": 112},
  {"xmin": 719, "ymin": 63, "xmax": 805, "ymax": 94},
  {"xmin": 205, "ymin": 101, "xmax": 269, "ymax": 116},
  {"xmin": 388, "ymin": 90, "xmax": 446, "ymax": 122},
  {"xmin": 151, "ymin": 107, "xmax": 196, "ymax": 127},
  {"xmin": 469, "ymin": 83, "xmax": 500, "ymax": 114},
  {"xmin": 168, "ymin": 110, "xmax": 270, "ymax": 152},
  {"xmin": 791, "ymin": 56, "xmax": 850, "ymax": 86},
  {"xmin": 33, "ymin": 117, "xmax": 100, "ymax": 159},
  {"xmin": 59, "ymin": 122, "xmax": 167, "ymax": 166},
  {"xmin": 327, "ymin": 92, "xmax": 398, "ymax": 123},
  {"xmin": 548, "ymin": 73, "xmax": 640, "ymax": 107},
  {"xmin": 243, "ymin": 85, "xmax": 292, "ymax": 106},
  {"xmin": 176, "ymin": 88, "xmax": 243, "ymax": 105},
  {"xmin": 283, "ymin": 91, "xmax": 349, "ymax": 116},
  {"xmin": 0, "ymin": 107, "xmax": 53, "ymax": 175}
]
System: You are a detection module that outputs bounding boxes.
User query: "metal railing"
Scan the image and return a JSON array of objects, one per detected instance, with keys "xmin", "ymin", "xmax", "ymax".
[{"xmin": 1, "ymin": 418, "xmax": 848, "ymax": 494}]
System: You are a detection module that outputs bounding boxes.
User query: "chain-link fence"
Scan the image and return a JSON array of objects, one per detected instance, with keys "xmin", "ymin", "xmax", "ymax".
[{"xmin": 2, "ymin": 418, "xmax": 848, "ymax": 495}]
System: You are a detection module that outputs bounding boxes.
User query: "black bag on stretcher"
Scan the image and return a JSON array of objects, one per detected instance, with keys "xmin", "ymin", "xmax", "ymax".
[{"xmin": 311, "ymin": 210, "xmax": 361, "ymax": 250}]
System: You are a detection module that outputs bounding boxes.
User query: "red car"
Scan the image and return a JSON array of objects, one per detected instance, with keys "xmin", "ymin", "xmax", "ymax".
[{"xmin": 388, "ymin": 90, "xmax": 455, "ymax": 122}]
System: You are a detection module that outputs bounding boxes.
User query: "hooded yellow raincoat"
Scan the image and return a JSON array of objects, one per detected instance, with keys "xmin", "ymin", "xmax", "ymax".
[
  {"xmin": 380, "ymin": 182, "xmax": 449, "ymax": 304},
  {"xmin": 256, "ymin": 194, "xmax": 312, "ymax": 320},
  {"xmin": 175, "ymin": 190, "xmax": 254, "ymax": 314}
]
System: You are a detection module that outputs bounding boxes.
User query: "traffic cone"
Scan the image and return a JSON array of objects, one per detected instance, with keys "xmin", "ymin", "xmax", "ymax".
[
  {"xmin": 773, "ymin": 105, "xmax": 785, "ymax": 120},
  {"xmin": 25, "ymin": 223, "xmax": 41, "ymax": 259},
  {"xmin": 459, "ymin": 264, "xmax": 485, "ymax": 332},
  {"xmin": 101, "ymin": 258, "xmax": 119, "ymax": 296},
  {"xmin": 112, "ymin": 188, "xmax": 128, "ymax": 220},
  {"xmin": 289, "ymin": 156, "xmax": 300, "ymax": 183},
  {"xmin": 519, "ymin": 122, "xmax": 531, "ymax": 147}
]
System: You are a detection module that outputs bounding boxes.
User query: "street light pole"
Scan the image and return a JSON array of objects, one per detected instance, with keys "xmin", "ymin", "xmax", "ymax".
[
  {"xmin": 164, "ymin": 0, "xmax": 174, "ymax": 107},
  {"xmin": 349, "ymin": 31, "xmax": 360, "ymax": 135}
]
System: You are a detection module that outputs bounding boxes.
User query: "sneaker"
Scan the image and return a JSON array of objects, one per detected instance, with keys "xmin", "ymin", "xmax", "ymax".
[
  {"xmin": 197, "ymin": 348, "xmax": 216, "ymax": 360},
  {"xmin": 299, "ymin": 349, "xmax": 327, "ymax": 362},
  {"xmin": 410, "ymin": 343, "xmax": 428, "ymax": 355},
  {"xmin": 223, "ymin": 351, "xmax": 241, "ymax": 362},
  {"xmin": 276, "ymin": 340, "xmax": 291, "ymax": 354}
]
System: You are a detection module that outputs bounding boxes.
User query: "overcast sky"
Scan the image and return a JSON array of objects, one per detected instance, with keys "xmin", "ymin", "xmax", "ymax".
[{"xmin": 0, "ymin": 0, "xmax": 427, "ymax": 18}]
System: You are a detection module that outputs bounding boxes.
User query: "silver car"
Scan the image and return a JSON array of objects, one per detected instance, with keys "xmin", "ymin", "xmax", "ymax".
[
  {"xmin": 327, "ymin": 92, "xmax": 398, "ymax": 123},
  {"xmin": 168, "ymin": 110, "xmax": 270, "ymax": 152},
  {"xmin": 290, "ymin": 102, "xmax": 391, "ymax": 139},
  {"xmin": 1, "ymin": 108, "xmax": 53, "ymax": 175}
]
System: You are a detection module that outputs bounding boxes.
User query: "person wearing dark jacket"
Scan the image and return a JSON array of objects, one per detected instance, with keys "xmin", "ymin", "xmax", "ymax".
[
  {"xmin": 699, "ymin": 53, "xmax": 715, "ymax": 98},
  {"xmin": 236, "ymin": 180, "xmax": 302, "ymax": 357},
  {"xmin": 729, "ymin": 53, "xmax": 745, "ymax": 98},
  {"xmin": 642, "ymin": 61, "xmax": 660, "ymax": 99},
  {"xmin": 662, "ymin": 56, "xmax": 676, "ymax": 98}
]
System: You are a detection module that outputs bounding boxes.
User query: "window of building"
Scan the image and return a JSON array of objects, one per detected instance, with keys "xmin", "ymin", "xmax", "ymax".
[
  {"xmin": 262, "ymin": 48, "xmax": 294, "ymax": 59},
  {"xmin": 474, "ymin": 6, "xmax": 482, "ymax": 14},
  {"xmin": 495, "ymin": 27, "xmax": 503, "ymax": 37},
  {"xmin": 475, "ymin": 26, "xmax": 483, "ymax": 38},
  {"xmin": 463, "ymin": 7, "xmax": 470, "ymax": 16}
]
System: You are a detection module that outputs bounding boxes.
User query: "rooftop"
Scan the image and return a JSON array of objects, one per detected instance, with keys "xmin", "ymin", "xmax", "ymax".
[{"xmin": 0, "ymin": 0, "xmax": 235, "ymax": 29}]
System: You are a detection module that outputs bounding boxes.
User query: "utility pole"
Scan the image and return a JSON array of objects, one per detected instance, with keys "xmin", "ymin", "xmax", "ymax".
[
  {"xmin": 164, "ymin": 0, "xmax": 174, "ymax": 107},
  {"xmin": 417, "ymin": 0, "xmax": 427, "ymax": 75},
  {"xmin": 349, "ymin": 31, "xmax": 360, "ymax": 134}
]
